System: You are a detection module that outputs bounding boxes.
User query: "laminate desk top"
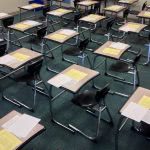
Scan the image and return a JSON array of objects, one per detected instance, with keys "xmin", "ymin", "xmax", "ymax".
[
  {"xmin": 77, "ymin": 1, "xmax": 99, "ymax": 7},
  {"xmin": 118, "ymin": 0, "xmax": 138, "ymax": 5},
  {"xmin": 103, "ymin": 5, "xmax": 125, "ymax": 13},
  {"xmin": 0, "ymin": 13, "xmax": 11, "ymax": 20},
  {"xmin": 137, "ymin": 11, "xmax": 150, "ymax": 19},
  {"xmin": 19, "ymin": 3, "xmax": 44, "ymax": 10},
  {"xmin": 48, "ymin": 64, "xmax": 99, "ymax": 93},
  {"xmin": 0, "ymin": 110, "xmax": 44, "ymax": 150},
  {"xmin": 0, "ymin": 48, "xmax": 42, "ymax": 69},
  {"xmin": 47, "ymin": 8, "xmax": 73, "ymax": 17},
  {"xmin": 94, "ymin": 41, "xmax": 130, "ymax": 59},
  {"xmin": 79, "ymin": 14, "xmax": 106, "ymax": 23},
  {"xmin": 120, "ymin": 87, "xmax": 150, "ymax": 124},
  {"xmin": 44, "ymin": 29, "xmax": 79, "ymax": 43},
  {"xmin": 119, "ymin": 22, "xmax": 147, "ymax": 33},
  {"xmin": 8, "ymin": 20, "xmax": 42, "ymax": 32}
]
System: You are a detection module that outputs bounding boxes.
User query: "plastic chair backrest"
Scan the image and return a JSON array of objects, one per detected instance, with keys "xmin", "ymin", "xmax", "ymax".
[
  {"xmin": 106, "ymin": 19, "xmax": 115, "ymax": 31},
  {"xmin": 74, "ymin": 13, "xmax": 82, "ymax": 25},
  {"xmin": 27, "ymin": 59, "xmax": 43, "ymax": 76},
  {"xmin": 123, "ymin": 9, "xmax": 129, "ymax": 19},
  {"xmin": 0, "ymin": 43, "xmax": 6, "ymax": 57},
  {"xmin": 37, "ymin": 27, "xmax": 47, "ymax": 39},
  {"xmin": 2, "ymin": 16, "xmax": 14, "ymax": 28},
  {"xmin": 95, "ymin": 84, "xmax": 110, "ymax": 103},
  {"xmin": 74, "ymin": 0, "xmax": 80, "ymax": 8},
  {"xmin": 142, "ymin": 1, "xmax": 147, "ymax": 10},
  {"xmin": 132, "ymin": 51, "xmax": 142, "ymax": 66},
  {"xmin": 43, "ymin": 6, "xmax": 50, "ymax": 17},
  {"xmin": 79, "ymin": 38, "xmax": 89, "ymax": 51}
]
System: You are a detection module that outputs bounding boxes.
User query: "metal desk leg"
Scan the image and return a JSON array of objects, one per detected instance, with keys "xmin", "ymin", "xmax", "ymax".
[
  {"xmin": 143, "ymin": 44, "xmax": 150, "ymax": 65},
  {"xmin": 19, "ymin": 8, "xmax": 22, "ymax": 21},
  {"xmin": 49, "ymin": 88, "xmax": 75, "ymax": 133},
  {"xmin": 6, "ymin": 29, "xmax": 10, "ymax": 51},
  {"xmin": 115, "ymin": 116, "xmax": 129, "ymax": 150}
]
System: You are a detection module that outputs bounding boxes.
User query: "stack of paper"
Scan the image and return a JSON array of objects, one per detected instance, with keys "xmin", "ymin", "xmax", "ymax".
[
  {"xmin": 48, "ymin": 33, "xmax": 68, "ymax": 41},
  {"xmin": 47, "ymin": 74, "xmax": 73, "ymax": 88},
  {"xmin": 2, "ymin": 114, "xmax": 40, "ymax": 138},
  {"xmin": 24, "ymin": 20, "xmax": 40, "ymax": 26},
  {"xmin": 102, "ymin": 47, "xmax": 121, "ymax": 56},
  {"xmin": 0, "ymin": 13, "xmax": 8, "ymax": 17},
  {"xmin": 65, "ymin": 69, "xmax": 87, "ymax": 81},
  {"xmin": 0, "ymin": 55, "xmax": 17, "ymax": 65},
  {"xmin": 15, "ymin": 23, "xmax": 31, "ymax": 29},
  {"xmin": 11, "ymin": 53, "xmax": 30, "ymax": 62},
  {"xmin": 59, "ymin": 29, "xmax": 76, "ymax": 36},
  {"xmin": 121, "ymin": 102, "xmax": 150, "ymax": 124},
  {"xmin": 106, "ymin": 5, "xmax": 122, "ymax": 11},
  {"xmin": 22, "ymin": 5, "xmax": 33, "ymax": 9},
  {"xmin": 138, "ymin": 95, "xmax": 150, "ymax": 109},
  {"xmin": 110, "ymin": 42, "xmax": 128, "ymax": 50},
  {"xmin": 144, "ymin": 12, "xmax": 150, "ymax": 17}
]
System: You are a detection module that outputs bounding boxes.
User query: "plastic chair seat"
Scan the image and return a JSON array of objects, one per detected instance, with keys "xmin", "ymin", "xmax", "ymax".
[
  {"xmin": 63, "ymin": 47, "xmax": 82, "ymax": 56},
  {"xmin": 14, "ymin": 72, "xmax": 36, "ymax": 82},
  {"xmin": 93, "ymin": 28, "xmax": 108, "ymax": 35},
  {"xmin": 109, "ymin": 61, "xmax": 131, "ymax": 73},
  {"xmin": 72, "ymin": 90, "xmax": 98, "ymax": 107},
  {"xmin": 27, "ymin": 38, "xmax": 42, "ymax": 45},
  {"xmin": 129, "ymin": 10, "xmax": 139, "ymax": 15}
]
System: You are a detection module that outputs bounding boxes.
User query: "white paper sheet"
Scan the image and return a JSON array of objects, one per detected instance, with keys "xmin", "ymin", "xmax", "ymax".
[
  {"xmin": 59, "ymin": 29, "xmax": 76, "ymax": 36},
  {"xmin": 22, "ymin": 5, "xmax": 33, "ymax": 9},
  {"xmin": 0, "ymin": 55, "xmax": 17, "ymax": 65},
  {"xmin": 47, "ymin": 74, "xmax": 73, "ymax": 88},
  {"xmin": 121, "ymin": 102, "xmax": 148, "ymax": 122},
  {"xmin": 6, "ymin": 114, "xmax": 40, "ymax": 138},
  {"xmin": 0, "ymin": 13, "xmax": 8, "ymax": 17},
  {"xmin": 2, "ymin": 115, "xmax": 20, "ymax": 129},
  {"xmin": 142, "ymin": 110, "xmax": 150, "ymax": 124},
  {"xmin": 24, "ymin": 20, "xmax": 39, "ymax": 26},
  {"xmin": 110, "ymin": 42, "xmax": 128, "ymax": 50}
]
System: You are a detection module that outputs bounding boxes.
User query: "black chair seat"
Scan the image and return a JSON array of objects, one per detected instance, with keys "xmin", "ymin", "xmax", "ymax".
[
  {"xmin": 109, "ymin": 61, "xmax": 131, "ymax": 73},
  {"xmin": 63, "ymin": 47, "xmax": 82, "ymax": 56},
  {"xmin": 93, "ymin": 28, "xmax": 108, "ymax": 35},
  {"xmin": 26, "ymin": 38, "xmax": 41, "ymax": 45},
  {"xmin": 129, "ymin": 10, "xmax": 139, "ymax": 15},
  {"xmin": 14, "ymin": 73, "xmax": 35, "ymax": 82},
  {"xmin": 72, "ymin": 90, "xmax": 97, "ymax": 107}
]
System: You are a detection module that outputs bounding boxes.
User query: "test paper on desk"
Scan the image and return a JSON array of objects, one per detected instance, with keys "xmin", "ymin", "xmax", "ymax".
[
  {"xmin": 2, "ymin": 115, "xmax": 20, "ymax": 129},
  {"xmin": 47, "ymin": 74, "xmax": 73, "ymax": 88},
  {"xmin": 22, "ymin": 5, "xmax": 33, "ymax": 9},
  {"xmin": 0, "ymin": 55, "xmax": 17, "ymax": 65},
  {"xmin": 24, "ymin": 20, "xmax": 40, "ymax": 26},
  {"xmin": 110, "ymin": 42, "xmax": 128, "ymax": 50},
  {"xmin": 5, "ymin": 114, "xmax": 40, "ymax": 138},
  {"xmin": 0, "ymin": 13, "xmax": 8, "ymax": 17},
  {"xmin": 59, "ymin": 29, "xmax": 76, "ymax": 36},
  {"xmin": 121, "ymin": 102, "xmax": 148, "ymax": 122}
]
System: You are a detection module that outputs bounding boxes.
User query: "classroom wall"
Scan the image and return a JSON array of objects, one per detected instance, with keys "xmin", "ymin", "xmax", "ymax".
[
  {"xmin": 0, "ymin": 0, "xmax": 28, "ymax": 13},
  {"xmin": 0, "ymin": 0, "xmax": 148, "ymax": 14}
]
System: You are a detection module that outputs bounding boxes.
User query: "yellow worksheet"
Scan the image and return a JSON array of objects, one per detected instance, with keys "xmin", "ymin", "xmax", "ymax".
[
  {"xmin": 138, "ymin": 95, "xmax": 150, "ymax": 109},
  {"xmin": 0, "ymin": 129, "xmax": 22, "ymax": 150},
  {"xmin": 102, "ymin": 47, "xmax": 121, "ymax": 56},
  {"xmin": 12, "ymin": 53, "xmax": 30, "ymax": 62},
  {"xmin": 65, "ymin": 69, "xmax": 87, "ymax": 81}
]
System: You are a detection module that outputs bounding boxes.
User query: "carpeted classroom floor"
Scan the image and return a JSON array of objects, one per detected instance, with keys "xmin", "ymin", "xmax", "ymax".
[{"xmin": 0, "ymin": 2, "xmax": 150, "ymax": 150}]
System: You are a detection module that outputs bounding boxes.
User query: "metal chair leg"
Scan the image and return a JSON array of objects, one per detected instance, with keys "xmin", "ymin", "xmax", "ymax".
[{"xmin": 68, "ymin": 105, "xmax": 103, "ymax": 141}]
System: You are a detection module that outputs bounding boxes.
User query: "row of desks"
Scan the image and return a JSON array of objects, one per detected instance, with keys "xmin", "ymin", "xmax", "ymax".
[{"xmin": 0, "ymin": 1, "xmax": 150, "ymax": 150}]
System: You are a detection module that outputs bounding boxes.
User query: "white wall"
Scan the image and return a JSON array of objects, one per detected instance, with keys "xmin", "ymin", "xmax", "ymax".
[
  {"xmin": 0, "ymin": 0, "xmax": 28, "ymax": 13},
  {"xmin": 0, "ymin": 0, "xmax": 149, "ymax": 13}
]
